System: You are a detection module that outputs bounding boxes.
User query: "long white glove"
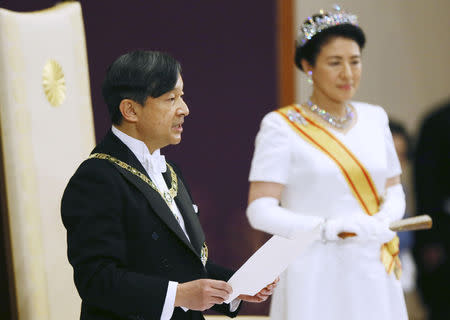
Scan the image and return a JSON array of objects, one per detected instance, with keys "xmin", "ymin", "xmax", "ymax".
[
  {"xmin": 374, "ymin": 184, "xmax": 406, "ymax": 223},
  {"xmin": 246, "ymin": 197, "xmax": 373, "ymax": 241},
  {"xmin": 246, "ymin": 197, "xmax": 324, "ymax": 239},
  {"xmin": 246, "ymin": 191, "xmax": 402, "ymax": 242}
]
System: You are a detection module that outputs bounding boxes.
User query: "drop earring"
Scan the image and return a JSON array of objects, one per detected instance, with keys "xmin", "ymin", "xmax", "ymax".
[{"xmin": 307, "ymin": 71, "xmax": 313, "ymax": 84}]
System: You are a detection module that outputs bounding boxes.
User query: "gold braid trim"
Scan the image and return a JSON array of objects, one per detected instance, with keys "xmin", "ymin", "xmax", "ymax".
[
  {"xmin": 89, "ymin": 153, "xmax": 209, "ymax": 265},
  {"xmin": 88, "ymin": 153, "xmax": 178, "ymax": 209}
]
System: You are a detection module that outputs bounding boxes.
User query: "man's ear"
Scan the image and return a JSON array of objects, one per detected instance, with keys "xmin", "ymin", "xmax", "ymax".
[{"xmin": 119, "ymin": 99, "xmax": 138, "ymax": 123}]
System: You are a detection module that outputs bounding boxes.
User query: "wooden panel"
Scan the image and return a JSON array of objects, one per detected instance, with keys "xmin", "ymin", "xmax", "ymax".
[{"xmin": 277, "ymin": 0, "xmax": 295, "ymax": 107}]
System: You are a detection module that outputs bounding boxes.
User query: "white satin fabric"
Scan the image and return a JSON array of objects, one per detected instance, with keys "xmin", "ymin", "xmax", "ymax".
[{"xmin": 248, "ymin": 102, "xmax": 407, "ymax": 320}]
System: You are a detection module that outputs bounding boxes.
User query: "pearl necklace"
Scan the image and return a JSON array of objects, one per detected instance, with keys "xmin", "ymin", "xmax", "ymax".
[{"xmin": 306, "ymin": 100, "xmax": 354, "ymax": 129}]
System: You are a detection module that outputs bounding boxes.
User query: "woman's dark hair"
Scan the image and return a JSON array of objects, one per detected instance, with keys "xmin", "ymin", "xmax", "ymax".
[
  {"xmin": 389, "ymin": 119, "xmax": 414, "ymax": 161},
  {"xmin": 294, "ymin": 23, "xmax": 366, "ymax": 71},
  {"xmin": 102, "ymin": 50, "xmax": 181, "ymax": 125}
]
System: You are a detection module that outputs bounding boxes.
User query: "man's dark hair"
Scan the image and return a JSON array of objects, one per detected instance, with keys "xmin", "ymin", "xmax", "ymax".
[
  {"xmin": 102, "ymin": 50, "xmax": 181, "ymax": 124},
  {"xmin": 294, "ymin": 23, "xmax": 366, "ymax": 71}
]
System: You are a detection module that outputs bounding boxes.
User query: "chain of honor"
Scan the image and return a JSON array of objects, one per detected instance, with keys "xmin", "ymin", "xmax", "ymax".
[{"xmin": 89, "ymin": 153, "xmax": 208, "ymax": 266}]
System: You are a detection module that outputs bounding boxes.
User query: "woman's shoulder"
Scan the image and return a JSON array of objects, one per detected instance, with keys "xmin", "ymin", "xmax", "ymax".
[
  {"xmin": 259, "ymin": 107, "xmax": 292, "ymax": 128},
  {"xmin": 351, "ymin": 100, "xmax": 384, "ymax": 111},
  {"xmin": 352, "ymin": 101, "xmax": 388, "ymax": 122},
  {"xmin": 254, "ymin": 106, "xmax": 296, "ymax": 139},
  {"xmin": 262, "ymin": 107, "xmax": 286, "ymax": 119}
]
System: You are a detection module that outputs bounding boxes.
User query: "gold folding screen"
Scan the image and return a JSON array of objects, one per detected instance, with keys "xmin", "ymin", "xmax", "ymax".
[{"xmin": 0, "ymin": 3, "xmax": 95, "ymax": 319}]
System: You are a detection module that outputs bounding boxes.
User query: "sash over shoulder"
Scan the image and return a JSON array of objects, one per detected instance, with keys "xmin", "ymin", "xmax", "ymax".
[{"xmin": 277, "ymin": 105, "xmax": 402, "ymax": 279}]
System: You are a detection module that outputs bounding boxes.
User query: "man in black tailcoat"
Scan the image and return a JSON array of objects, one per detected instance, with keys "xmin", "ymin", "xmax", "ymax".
[
  {"xmin": 413, "ymin": 100, "xmax": 450, "ymax": 320},
  {"xmin": 61, "ymin": 51, "xmax": 274, "ymax": 320}
]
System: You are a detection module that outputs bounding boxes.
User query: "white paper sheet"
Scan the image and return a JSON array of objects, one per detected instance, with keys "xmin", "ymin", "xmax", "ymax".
[{"xmin": 226, "ymin": 228, "xmax": 320, "ymax": 303}]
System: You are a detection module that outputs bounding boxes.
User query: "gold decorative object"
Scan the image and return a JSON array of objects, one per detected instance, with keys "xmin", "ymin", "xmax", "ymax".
[
  {"xmin": 201, "ymin": 242, "xmax": 208, "ymax": 266},
  {"xmin": 42, "ymin": 59, "xmax": 66, "ymax": 106},
  {"xmin": 88, "ymin": 153, "xmax": 179, "ymax": 211}
]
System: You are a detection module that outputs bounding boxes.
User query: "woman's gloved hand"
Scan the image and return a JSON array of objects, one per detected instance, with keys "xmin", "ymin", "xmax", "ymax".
[
  {"xmin": 322, "ymin": 217, "xmax": 361, "ymax": 241},
  {"xmin": 354, "ymin": 215, "xmax": 396, "ymax": 243},
  {"xmin": 321, "ymin": 215, "xmax": 396, "ymax": 243}
]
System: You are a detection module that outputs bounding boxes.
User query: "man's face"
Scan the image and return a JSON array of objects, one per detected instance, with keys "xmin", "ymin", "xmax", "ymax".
[{"xmin": 135, "ymin": 75, "xmax": 188, "ymax": 152}]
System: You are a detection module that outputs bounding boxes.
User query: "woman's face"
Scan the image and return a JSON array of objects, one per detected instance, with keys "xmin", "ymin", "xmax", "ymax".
[{"xmin": 309, "ymin": 37, "xmax": 362, "ymax": 105}]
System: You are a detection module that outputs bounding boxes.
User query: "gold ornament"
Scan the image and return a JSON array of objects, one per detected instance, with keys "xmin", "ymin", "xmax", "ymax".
[
  {"xmin": 42, "ymin": 60, "xmax": 66, "ymax": 106},
  {"xmin": 201, "ymin": 242, "xmax": 208, "ymax": 266}
]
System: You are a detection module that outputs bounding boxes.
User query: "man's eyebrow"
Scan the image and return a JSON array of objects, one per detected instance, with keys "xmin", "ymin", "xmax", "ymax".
[
  {"xmin": 326, "ymin": 54, "xmax": 361, "ymax": 60},
  {"xmin": 326, "ymin": 56, "xmax": 343, "ymax": 60}
]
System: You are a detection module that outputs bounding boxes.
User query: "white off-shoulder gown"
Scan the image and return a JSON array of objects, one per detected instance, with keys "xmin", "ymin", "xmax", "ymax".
[{"xmin": 249, "ymin": 102, "xmax": 408, "ymax": 320}]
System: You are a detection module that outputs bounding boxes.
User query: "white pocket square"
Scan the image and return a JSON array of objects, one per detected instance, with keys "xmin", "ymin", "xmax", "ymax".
[{"xmin": 192, "ymin": 204, "xmax": 198, "ymax": 213}]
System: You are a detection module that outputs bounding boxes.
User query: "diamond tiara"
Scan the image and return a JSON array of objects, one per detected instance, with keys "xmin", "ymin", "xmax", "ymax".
[{"xmin": 297, "ymin": 5, "xmax": 359, "ymax": 47}]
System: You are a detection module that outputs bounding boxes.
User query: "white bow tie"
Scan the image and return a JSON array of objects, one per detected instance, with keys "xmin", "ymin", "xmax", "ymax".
[{"xmin": 143, "ymin": 153, "xmax": 166, "ymax": 174}]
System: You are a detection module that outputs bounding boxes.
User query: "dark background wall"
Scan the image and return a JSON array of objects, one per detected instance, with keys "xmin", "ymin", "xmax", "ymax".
[{"xmin": 0, "ymin": 0, "xmax": 279, "ymax": 316}]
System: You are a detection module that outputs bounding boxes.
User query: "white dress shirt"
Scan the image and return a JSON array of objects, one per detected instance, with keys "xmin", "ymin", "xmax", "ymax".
[{"xmin": 112, "ymin": 126, "xmax": 183, "ymax": 319}]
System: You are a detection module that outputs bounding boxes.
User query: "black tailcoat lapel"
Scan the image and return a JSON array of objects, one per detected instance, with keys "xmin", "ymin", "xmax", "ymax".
[
  {"xmin": 93, "ymin": 131, "xmax": 198, "ymax": 257},
  {"xmin": 163, "ymin": 170, "xmax": 205, "ymax": 256}
]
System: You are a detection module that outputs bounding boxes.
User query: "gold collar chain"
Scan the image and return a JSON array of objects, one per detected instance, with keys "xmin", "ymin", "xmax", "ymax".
[
  {"xmin": 89, "ymin": 153, "xmax": 178, "ymax": 212},
  {"xmin": 89, "ymin": 153, "xmax": 208, "ymax": 266}
]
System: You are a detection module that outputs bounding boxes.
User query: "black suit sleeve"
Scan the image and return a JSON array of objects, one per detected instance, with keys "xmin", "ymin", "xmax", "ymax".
[
  {"xmin": 414, "ymin": 110, "xmax": 450, "ymax": 244},
  {"xmin": 61, "ymin": 160, "xmax": 167, "ymax": 319},
  {"xmin": 413, "ymin": 106, "xmax": 450, "ymax": 313}
]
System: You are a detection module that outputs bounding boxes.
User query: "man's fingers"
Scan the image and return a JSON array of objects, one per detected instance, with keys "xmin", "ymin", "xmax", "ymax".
[
  {"xmin": 259, "ymin": 288, "xmax": 272, "ymax": 296},
  {"xmin": 177, "ymin": 279, "xmax": 235, "ymax": 311},
  {"xmin": 208, "ymin": 287, "xmax": 230, "ymax": 301},
  {"xmin": 200, "ymin": 280, "xmax": 231, "ymax": 304},
  {"xmin": 252, "ymin": 293, "xmax": 268, "ymax": 302},
  {"xmin": 209, "ymin": 279, "xmax": 233, "ymax": 294},
  {"xmin": 207, "ymin": 295, "xmax": 226, "ymax": 305},
  {"xmin": 234, "ymin": 278, "xmax": 280, "ymax": 304},
  {"xmin": 238, "ymin": 294, "xmax": 259, "ymax": 302},
  {"xmin": 255, "ymin": 293, "xmax": 267, "ymax": 301},
  {"xmin": 238, "ymin": 292, "xmax": 268, "ymax": 303}
]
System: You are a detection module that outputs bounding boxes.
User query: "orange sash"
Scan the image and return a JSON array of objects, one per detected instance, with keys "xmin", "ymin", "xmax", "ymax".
[{"xmin": 277, "ymin": 105, "xmax": 401, "ymax": 279}]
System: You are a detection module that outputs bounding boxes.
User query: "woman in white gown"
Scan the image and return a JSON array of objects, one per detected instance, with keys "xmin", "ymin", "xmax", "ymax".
[{"xmin": 246, "ymin": 6, "xmax": 408, "ymax": 320}]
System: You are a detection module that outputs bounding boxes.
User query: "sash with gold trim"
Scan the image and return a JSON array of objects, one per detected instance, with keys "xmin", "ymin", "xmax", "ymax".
[{"xmin": 277, "ymin": 105, "xmax": 401, "ymax": 279}]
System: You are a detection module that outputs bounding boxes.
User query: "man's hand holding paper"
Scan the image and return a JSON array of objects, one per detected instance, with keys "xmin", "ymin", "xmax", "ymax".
[{"xmin": 238, "ymin": 277, "xmax": 279, "ymax": 303}]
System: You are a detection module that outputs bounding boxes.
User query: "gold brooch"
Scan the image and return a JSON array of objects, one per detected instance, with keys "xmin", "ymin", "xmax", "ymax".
[
  {"xmin": 201, "ymin": 242, "xmax": 208, "ymax": 266},
  {"xmin": 42, "ymin": 59, "xmax": 66, "ymax": 106}
]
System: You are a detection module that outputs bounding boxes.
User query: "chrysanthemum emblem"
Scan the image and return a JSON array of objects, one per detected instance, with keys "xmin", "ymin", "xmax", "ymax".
[{"xmin": 42, "ymin": 60, "xmax": 66, "ymax": 106}]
